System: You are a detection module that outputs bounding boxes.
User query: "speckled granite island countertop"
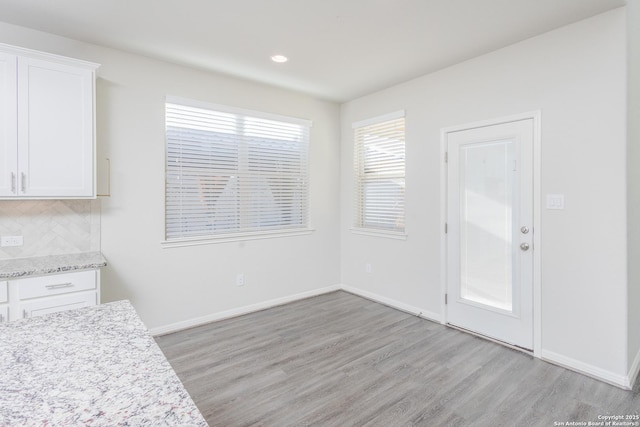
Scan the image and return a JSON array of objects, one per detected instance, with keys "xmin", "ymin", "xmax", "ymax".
[
  {"xmin": 0, "ymin": 300, "xmax": 208, "ymax": 426},
  {"xmin": 0, "ymin": 251, "xmax": 107, "ymax": 279}
]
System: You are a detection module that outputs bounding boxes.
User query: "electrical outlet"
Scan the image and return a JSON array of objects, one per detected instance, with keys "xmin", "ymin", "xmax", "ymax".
[
  {"xmin": 236, "ymin": 273, "xmax": 245, "ymax": 286},
  {"xmin": 365, "ymin": 263, "xmax": 372, "ymax": 274},
  {"xmin": 1, "ymin": 236, "xmax": 23, "ymax": 247}
]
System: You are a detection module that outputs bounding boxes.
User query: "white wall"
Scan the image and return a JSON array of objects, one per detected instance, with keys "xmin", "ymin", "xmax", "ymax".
[
  {"xmin": 627, "ymin": 0, "xmax": 640, "ymax": 380},
  {"xmin": 0, "ymin": 22, "xmax": 341, "ymax": 331},
  {"xmin": 341, "ymin": 9, "xmax": 628, "ymax": 380}
]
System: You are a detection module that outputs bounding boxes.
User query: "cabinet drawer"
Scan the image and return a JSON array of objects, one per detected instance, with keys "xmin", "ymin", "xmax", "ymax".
[
  {"xmin": 20, "ymin": 292, "xmax": 96, "ymax": 320},
  {"xmin": 18, "ymin": 270, "xmax": 96, "ymax": 300},
  {"xmin": 0, "ymin": 305, "xmax": 7, "ymax": 323},
  {"xmin": 0, "ymin": 281, "xmax": 7, "ymax": 303}
]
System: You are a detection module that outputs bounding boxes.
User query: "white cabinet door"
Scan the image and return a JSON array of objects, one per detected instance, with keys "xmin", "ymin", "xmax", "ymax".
[
  {"xmin": 0, "ymin": 280, "xmax": 7, "ymax": 303},
  {"xmin": 17, "ymin": 57, "xmax": 94, "ymax": 197},
  {"xmin": 20, "ymin": 291, "xmax": 97, "ymax": 320},
  {"xmin": 0, "ymin": 52, "xmax": 17, "ymax": 197}
]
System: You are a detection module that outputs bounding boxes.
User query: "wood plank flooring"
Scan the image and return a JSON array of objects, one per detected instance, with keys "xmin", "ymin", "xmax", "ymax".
[{"xmin": 155, "ymin": 291, "xmax": 640, "ymax": 426}]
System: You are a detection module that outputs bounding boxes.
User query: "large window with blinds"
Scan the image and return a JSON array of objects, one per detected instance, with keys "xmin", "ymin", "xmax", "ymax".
[
  {"xmin": 165, "ymin": 97, "xmax": 311, "ymax": 242},
  {"xmin": 353, "ymin": 111, "xmax": 406, "ymax": 235}
]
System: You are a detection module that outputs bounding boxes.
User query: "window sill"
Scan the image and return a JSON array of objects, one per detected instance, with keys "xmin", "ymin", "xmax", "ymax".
[
  {"xmin": 350, "ymin": 228, "xmax": 407, "ymax": 240},
  {"xmin": 162, "ymin": 228, "xmax": 314, "ymax": 248}
]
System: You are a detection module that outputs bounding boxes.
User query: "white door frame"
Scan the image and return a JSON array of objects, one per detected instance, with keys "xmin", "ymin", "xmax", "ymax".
[{"xmin": 440, "ymin": 111, "xmax": 542, "ymax": 357}]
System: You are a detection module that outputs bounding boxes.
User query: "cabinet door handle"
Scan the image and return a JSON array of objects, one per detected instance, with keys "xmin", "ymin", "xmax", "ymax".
[
  {"xmin": 20, "ymin": 173, "xmax": 26, "ymax": 193},
  {"xmin": 11, "ymin": 172, "xmax": 16, "ymax": 193},
  {"xmin": 23, "ymin": 309, "xmax": 28, "ymax": 319},
  {"xmin": 0, "ymin": 313, "xmax": 4, "ymax": 322},
  {"xmin": 45, "ymin": 282, "xmax": 74, "ymax": 290}
]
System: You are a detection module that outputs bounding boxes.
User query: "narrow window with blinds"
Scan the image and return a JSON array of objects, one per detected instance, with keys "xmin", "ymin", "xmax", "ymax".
[
  {"xmin": 165, "ymin": 97, "xmax": 311, "ymax": 242},
  {"xmin": 353, "ymin": 111, "xmax": 406, "ymax": 235}
]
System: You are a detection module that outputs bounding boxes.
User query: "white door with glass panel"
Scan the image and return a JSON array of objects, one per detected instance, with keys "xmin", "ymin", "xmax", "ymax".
[{"xmin": 446, "ymin": 119, "xmax": 533, "ymax": 350}]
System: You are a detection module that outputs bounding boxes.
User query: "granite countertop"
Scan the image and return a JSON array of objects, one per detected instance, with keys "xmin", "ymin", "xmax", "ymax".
[
  {"xmin": 0, "ymin": 300, "xmax": 208, "ymax": 426},
  {"xmin": 0, "ymin": 251, "xmax": 107, "ymax": 279}
]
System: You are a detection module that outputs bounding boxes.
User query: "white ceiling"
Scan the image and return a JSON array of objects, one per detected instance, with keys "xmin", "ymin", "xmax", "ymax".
[{"xmin": 0, "ymin": 0, "xmax": 626, "ymax": 103}]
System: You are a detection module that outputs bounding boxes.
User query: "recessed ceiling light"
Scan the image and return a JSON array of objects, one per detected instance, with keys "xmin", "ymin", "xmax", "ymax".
[{"xmin": 271, "ymin": 54, "xmax": 288, "ymax": 63}]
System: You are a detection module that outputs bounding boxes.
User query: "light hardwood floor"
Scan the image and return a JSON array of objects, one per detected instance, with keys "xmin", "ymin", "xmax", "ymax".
[{"xmin": 155, "ymin": 291, "xmax": 640, "ymax": 426}]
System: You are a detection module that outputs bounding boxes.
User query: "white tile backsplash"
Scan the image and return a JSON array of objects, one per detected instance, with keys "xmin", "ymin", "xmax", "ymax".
[{"xmin": 0, "ymin": 200, "xmax": 100, "ymax": 259}]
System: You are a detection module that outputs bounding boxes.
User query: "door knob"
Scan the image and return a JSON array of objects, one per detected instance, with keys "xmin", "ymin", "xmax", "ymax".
[
  {"xmin": 520, "ymin": 243, "xmax": 530, "ymax": 251},
  {"xmin": 520, "ymin": 226, "xmax": 529, "ymax": 234}
]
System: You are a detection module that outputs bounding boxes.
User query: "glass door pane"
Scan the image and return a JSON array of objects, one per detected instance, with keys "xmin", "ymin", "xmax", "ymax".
[{"xmin": 459, "ymin": 139, "xmax": 515, "ymax": 312}]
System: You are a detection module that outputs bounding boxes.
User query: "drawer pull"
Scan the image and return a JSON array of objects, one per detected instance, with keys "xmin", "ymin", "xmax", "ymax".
[
  {"xmin": 0, "ymin": 313, "xmax": 4, "ymax": 322},
  {"xmin": 45, "ymin": 282, "xmax": 74, "ymax": 290}
]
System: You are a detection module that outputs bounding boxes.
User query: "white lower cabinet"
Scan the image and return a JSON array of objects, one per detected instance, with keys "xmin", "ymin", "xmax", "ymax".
[
  {"xmin": 0, "ymin": 305, "xmax": 7, "ymax": 323},
  {"xmin": 20, "ymin": 292, "xmax": 96, "ymax": 319},
  {"xmin": 0, "ymin": 280, "xmax": 7, "ymax": 303},
  {"xmin": 0, "ymin": 280, "xmax": 7, "ymax": 323},
  {"xmin": 5, "ymin": 269, "xmax": 100, "ymax": 322}
]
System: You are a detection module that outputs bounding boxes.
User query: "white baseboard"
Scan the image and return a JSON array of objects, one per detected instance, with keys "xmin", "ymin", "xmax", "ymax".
[
  {"xmin": 628, "ymin": 346, "xmax": 640, "ymax": 388},
  {"xmin": 149, "ymin": 284, "xmax": 341, "ymax": 336},
  {"xmin": 340, "ymin": 284, "xmax": 442, "ymax": 323},
  {"xmin": 540, "ymin": 349, "xmax": 631, "ymax": 390}
]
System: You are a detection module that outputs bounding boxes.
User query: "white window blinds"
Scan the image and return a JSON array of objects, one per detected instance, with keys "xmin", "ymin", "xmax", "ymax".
[
  {"xmin": 165, "ymin": 97, "xmax": 311, "ymax": 240},
  {"xmin": 353, "ymin": 111, "xmax": 405, "ymax": 233}
]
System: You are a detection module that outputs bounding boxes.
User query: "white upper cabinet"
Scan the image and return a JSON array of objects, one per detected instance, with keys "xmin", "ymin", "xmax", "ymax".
[
  {"xmin": 0, "ymin": 52, "xmax": 18, "ymax": 197},
  {"xmin": 0, "ymin": 44, "xmax": 99, "ymax": 199}
]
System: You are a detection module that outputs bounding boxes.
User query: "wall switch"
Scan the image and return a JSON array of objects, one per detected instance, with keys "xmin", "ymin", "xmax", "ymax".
[
  {"xmin": 236, "ymin": 273, "xmax": 245, "ymax": 286},
  {"xmin": 365, "ymin": 263, "xmax": 372, "ymax": 274},
  {"xmin": 546, "ymin": 194, "xmax": 565, "ymax": 210},
  {"xmin": 1, "ymin": 236, "xmax": 23, "ymax": 247}
]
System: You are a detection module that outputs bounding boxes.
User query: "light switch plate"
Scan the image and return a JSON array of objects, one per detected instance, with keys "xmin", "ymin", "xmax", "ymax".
[
  {"xmin": 1, "ymin": 236, "xmax": 23, "ymax": 247},
  {"xmin": 546, "ymin": 194, "xmax": 565, "ymax": 210}
]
